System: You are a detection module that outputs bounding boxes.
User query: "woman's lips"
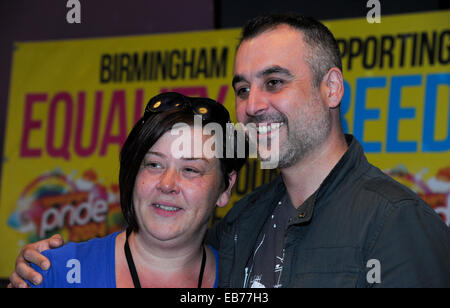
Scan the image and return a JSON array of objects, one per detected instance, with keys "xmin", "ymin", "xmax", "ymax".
[{"xmin": 151, "ymin": 202, "xmax": 182, "ymax": 217}]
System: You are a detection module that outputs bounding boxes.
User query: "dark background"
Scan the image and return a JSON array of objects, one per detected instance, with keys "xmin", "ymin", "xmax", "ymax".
[{"xmin": 0, "ymin": 0, "xmax": 448, "ymax": 287}]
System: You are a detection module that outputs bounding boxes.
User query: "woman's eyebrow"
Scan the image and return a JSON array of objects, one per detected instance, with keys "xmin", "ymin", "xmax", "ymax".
[
  {"xmin": 181, "ymin": 157, "xmax": 210, "ymax": 163},
  {"xmin": 146, "ymin": 151, "xmax": 165, "ymax": 158}
]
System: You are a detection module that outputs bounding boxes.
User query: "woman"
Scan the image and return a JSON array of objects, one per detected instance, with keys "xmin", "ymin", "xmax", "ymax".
[{"xmin": 21, "ymin": 92, "xmax": 246, "ymax": 288}]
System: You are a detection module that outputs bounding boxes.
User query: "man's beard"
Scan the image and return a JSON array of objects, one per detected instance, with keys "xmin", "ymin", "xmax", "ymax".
[{"xmin": 247, "ymin": 97, "xmax": 331, "ymax": 169}]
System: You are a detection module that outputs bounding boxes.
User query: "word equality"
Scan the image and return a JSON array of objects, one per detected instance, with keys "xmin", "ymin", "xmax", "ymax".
[{"xmin": 20, "ymin": 86, "xmax": 229, "ymax": 161}]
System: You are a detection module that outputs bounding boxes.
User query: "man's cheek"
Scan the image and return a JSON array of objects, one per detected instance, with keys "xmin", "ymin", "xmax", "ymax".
[{"xmin": 235, "ymin": 106, "xmax": 247, "ymax": 123}]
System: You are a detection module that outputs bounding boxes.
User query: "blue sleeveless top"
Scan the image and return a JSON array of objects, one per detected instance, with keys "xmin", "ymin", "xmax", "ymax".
[{"xmin": 29, "ymin": 232, "xmax": 219, "ymax": 288}]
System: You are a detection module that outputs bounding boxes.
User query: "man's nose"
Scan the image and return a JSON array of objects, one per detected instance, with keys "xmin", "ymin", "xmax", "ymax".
[
  {"xmin": 246, "ymin": 87, "xmax": 269, "ymax": 118},
  {"xmin": 156, "ymin": 168, "xmax": 180, "ymax": 194}
]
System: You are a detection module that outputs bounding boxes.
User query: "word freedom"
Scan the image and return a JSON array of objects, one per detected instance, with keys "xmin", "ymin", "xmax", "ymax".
[{"xmin": 171, "ymin": 116, "xmax": 281, "ymax": 169}]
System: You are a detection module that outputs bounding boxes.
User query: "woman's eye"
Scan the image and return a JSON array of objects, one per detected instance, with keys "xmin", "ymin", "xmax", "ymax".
[
  {"xmin": 184, "ymin": 167, "xmax": 200, "ymax": 174},
  {"xmin": 145, "ymin": 161, "xmax": 162, "ymax": 169}
]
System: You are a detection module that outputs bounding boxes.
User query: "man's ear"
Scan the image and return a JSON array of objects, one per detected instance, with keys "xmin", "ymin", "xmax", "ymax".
[
  {"xmin": 321, "ymin": 67, "xmax": 344, "ymax": 109},
  {"xmin": 217, "ymin": 171, "xmax": 237, "ymax": 208}
]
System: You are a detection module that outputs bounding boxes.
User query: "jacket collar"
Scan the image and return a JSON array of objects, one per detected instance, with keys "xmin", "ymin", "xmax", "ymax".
[
  {"xmin": 225, "ymin": 175, "xmax": 285, "ymax": 224},
  {"xmin": 235, "ymin": 135, "xmax": 369, "ymax": 224},
  {"xmin": 314, "ymin": 134, "xmax": 370, "ymax": 208},
  {"xmin": 227, "ymin": 135, "xmax": 369, "ymax": 222},
  {"xmin": 286, "ymin": 135, "xmax": 371, "ymax": 223}
]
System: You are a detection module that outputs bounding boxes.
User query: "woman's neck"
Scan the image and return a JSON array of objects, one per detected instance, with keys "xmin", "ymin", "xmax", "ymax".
[
  {"xmin": 115, "ymin": 230, "xmax": 215, "ymax": 288},
  {"xmin": 132, "ymin": 230, "xmax": 204, "ymax": 272}
]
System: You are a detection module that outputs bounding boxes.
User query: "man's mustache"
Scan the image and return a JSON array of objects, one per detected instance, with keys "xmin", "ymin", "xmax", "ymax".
[{"xmin": 245, "ymin": 113, "xmax": 288, "ymax": 126}]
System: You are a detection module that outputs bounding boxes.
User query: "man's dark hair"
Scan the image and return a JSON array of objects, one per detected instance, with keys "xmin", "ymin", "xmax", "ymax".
[{"xmin": 239, "ymin": 13, "xmax": 342, "ymax": 88}]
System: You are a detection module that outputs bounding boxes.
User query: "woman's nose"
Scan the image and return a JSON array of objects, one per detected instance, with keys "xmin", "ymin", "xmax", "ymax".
[{"xmin": 156, "ymin": 169, "xmax": 180, "ymax": 194}]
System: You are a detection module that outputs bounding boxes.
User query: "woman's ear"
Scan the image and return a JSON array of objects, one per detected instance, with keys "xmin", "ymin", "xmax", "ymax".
[{"xmin": 216, "ymin": 171, "xmax": 237, "ymax": 208}]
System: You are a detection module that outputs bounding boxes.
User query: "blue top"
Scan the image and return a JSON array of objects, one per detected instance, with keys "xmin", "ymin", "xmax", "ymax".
[{"xmin": 29, "ymin": 232, "xmax": 219, "ymax": 288}]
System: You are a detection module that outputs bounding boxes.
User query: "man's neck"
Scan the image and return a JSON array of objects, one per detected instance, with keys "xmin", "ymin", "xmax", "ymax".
[{"xmin": 281, "ymin": 132, "xmax": 348, "ymax": 207}]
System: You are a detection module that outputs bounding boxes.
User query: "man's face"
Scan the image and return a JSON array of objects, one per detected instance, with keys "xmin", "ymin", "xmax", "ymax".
[{"xmin": 233, "ymin": 25, "xmax": 332, "ymax": 168}]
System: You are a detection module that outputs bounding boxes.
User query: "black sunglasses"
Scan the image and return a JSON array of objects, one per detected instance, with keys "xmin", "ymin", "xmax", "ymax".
[{"xmin": 143, "ymin": 92, "xmax": 231, "ymax": 124}]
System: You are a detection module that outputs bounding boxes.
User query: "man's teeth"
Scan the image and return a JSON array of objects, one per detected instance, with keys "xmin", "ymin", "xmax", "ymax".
[
  {"xmin": 257, "ymin": 122, "xmax": 284, "ymax": 134},
  {"xmin": 154, "ymin": 204, "xmax": 180, "ymax": 212}
]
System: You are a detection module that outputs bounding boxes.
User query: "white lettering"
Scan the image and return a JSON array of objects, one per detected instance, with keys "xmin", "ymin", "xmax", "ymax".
[
  {"xmin": 66, "ymin": 259, "xmax": 81, "ymax": 284},
  {"xmin": 366, "ymin": 0, "xmax": 381, "ymax": 24},
  {"xmin": 180, "ymin": 292, "xmax": 215, "ymax": 306},
  {"xmin": 366, "ymin": 258, "xmax": 381, "ymax": 284},
  {"xmin": 66, "ymin": 0, "xmax": 81, "ymax": 24},
  {"xmin": 39, "ymin": 194, "xmax": 109, "ymax": 238},
  {"xmin": 170, "ymin": 123, "xmax": 192, "ymax": 159}
]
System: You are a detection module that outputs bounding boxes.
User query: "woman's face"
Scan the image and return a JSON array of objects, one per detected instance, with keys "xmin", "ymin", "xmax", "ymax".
[{"xmin": 132, "ymin": 126, "xmax": 234, "ymax": 245}]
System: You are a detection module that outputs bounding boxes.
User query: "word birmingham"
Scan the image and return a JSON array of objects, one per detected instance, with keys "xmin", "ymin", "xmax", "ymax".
[{"xmin": 170, "ymin": 115, "xmax": 281, "ymax": 169}]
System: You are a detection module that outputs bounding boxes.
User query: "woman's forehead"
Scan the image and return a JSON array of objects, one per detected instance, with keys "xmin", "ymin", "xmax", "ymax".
[{"xmin": 146, "ymin": 127, "xmax": 220, "ymax": 162}]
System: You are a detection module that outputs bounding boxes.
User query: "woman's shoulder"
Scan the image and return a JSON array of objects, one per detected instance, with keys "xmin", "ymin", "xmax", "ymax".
[
  {"xmin": 43, "ymin": 231, "xmax": 119, "ymax": 260},
  {"xmin": 29, "ymin": 231, "xmax": 121, "ymax": 288},
  {"xmin": 209, "ymin": 245, "xmax": 219, "ymax": 288}
]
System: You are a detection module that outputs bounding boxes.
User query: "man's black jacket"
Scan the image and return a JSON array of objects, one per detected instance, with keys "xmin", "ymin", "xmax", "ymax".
[{"xmin": 207, "ymin": 135, "xmax": 450, "ymax": 287}]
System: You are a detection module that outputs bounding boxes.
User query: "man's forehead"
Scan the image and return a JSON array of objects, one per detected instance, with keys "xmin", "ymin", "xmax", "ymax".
[
  {"xmin": 234, "ymin": 31, "xmax": 307, "ymax": 79},
  {"xmin": 236, "ymin": 26, "xmax": 306, "ymax": 64},
  {"xmin": 239, "ymin": 24, "xmax": 305, "ymax": 49}
]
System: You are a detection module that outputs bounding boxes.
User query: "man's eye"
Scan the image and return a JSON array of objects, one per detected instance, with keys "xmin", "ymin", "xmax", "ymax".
[
  {"xmin": 267, "ymin": 79, "xmax": 282, "ymax": 88},
  {"xmin": 236, "ymin": 86, "xmax": 250, "ymax": 98}
]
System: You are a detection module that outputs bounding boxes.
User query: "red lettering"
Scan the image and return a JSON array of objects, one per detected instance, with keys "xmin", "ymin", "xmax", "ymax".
[
  {"xmin": 160, "ymin": 86, "xmax": 208, "ymax": 97},
  {"xmin": 99, "ymin": 90, "xmax": 128, "ymax": 156},
  {"xmin": 21, "ymin": 93, "xmax": 47, "ymax": 157},
  {"xmin": 133, "ymin": 89, "xmax": 144, "ymax": 125},
  {"xmin": 216, "ymin": 85, "xmax": 229, "ymax": 104},
  {"xmin": 46, "ymin": 92, "xmax": 73, "ymax": 160},
  {"xmin": 160, "ymin": 85, "xmax": 229, "ymax": 104},
  {"xmin": 74, "ymin": 91, "xmax": 103, "ymax": 157}
]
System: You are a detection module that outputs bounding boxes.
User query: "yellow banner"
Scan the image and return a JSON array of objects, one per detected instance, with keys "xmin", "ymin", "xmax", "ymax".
[
  {"xmin": 325, "ymin": 11, "xmax": 449, "ymax": 225},
  {"xmin": 1, "ymin": 11, "xmax": 449, "ymax": 277}
]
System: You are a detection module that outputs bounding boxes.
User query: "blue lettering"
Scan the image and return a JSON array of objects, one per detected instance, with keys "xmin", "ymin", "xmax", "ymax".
[
  {"xmin": 340, "ymin": 80, "xmax": 352, "ymax": 134},
  {"xmin": 423, "ymin": 73, "xmax": 450, "ymax": 152},
  {"xmin": 354, "ymin": 77, "xmax": 386, "ymax": 152},
  {"xmin": 386, "ymin": 75, "xmax": 421, "ymax": 152}
]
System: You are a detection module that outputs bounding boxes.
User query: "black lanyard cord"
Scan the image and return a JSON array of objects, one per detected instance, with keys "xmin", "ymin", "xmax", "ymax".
[
  {"xmin": 124, "ymin": 228, "xmax": 207, "ymax": 288},
  {"xmin": 198, "ymin": 243, "xmax": 207, "ymax": 288}
]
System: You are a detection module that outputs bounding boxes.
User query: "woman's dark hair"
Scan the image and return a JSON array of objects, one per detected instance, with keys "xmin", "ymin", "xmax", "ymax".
[{"xmin": 119, "ymin": 92, "xmax": 247, "ymax": 232}]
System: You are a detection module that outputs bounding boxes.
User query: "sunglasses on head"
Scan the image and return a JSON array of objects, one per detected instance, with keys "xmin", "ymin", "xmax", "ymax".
[{"xmin": 143, "ymin": 92, "xmax": 231, "ymax": 123}]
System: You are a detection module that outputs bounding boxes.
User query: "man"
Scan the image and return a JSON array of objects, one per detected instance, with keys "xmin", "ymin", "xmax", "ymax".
[
  {"xmin": 207, "ymin": 13, "xmax": 450, "ymax": 288},
  {"xmin": 9, "ymin": 14, "xmax": 450, "ymax": 288}
]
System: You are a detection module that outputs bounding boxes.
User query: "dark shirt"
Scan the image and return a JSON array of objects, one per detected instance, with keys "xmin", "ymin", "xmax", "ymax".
[{"xmin": 245, "ymin": 194, "xmax": 299, "ymax": 288}]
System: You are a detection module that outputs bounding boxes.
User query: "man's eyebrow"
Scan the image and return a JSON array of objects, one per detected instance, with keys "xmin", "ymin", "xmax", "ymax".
[
  {"xmin": 232, "ymin": 74, "xmax": 247, "ymax": 89},
  {"xmin": 257, "ymin": 66, "xmax": 294, "ymax": 78},
  {"xmin": 232, "ymin": 66, "xmax": 293, "ymax": 89}
]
